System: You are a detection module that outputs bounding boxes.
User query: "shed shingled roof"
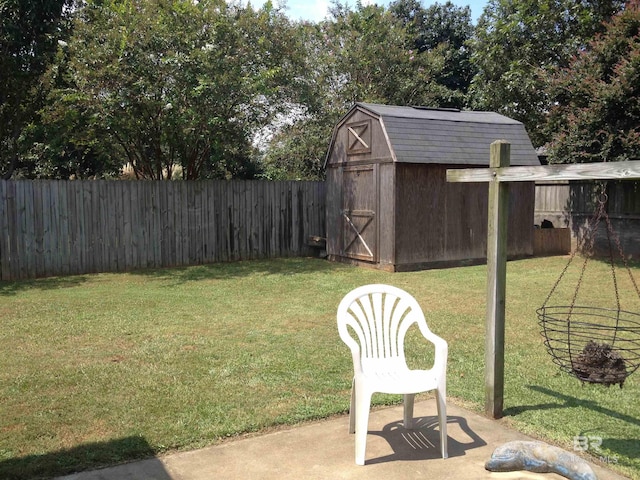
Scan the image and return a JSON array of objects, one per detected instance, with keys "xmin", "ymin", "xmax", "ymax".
[{"xmin": 341, "ymin": 103, "xmax": 540, "ymax": 167}]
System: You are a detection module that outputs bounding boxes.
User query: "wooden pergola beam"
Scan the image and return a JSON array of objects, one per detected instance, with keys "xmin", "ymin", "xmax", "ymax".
[
  {"xmin": 447, "ymin": 142, "xmax": 640, "ymax": 419},
  {"xmin": 447, "ymin": 159, "xmax": 640, "ymax": 183}
]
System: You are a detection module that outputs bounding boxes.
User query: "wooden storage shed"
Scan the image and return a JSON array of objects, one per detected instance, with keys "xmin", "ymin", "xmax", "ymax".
[{"xmin": 325, "ymin": 102, "xmax": 540, "ymax": 271}]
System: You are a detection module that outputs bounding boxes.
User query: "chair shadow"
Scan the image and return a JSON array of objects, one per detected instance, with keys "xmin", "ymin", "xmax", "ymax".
[
  {"xmin": 366, "ymin": 415, "xmax": 487, "ymax": 465},
  {"xmin": 0, "ymin": 435, "xmax": 170, "ymax": 480},
  {"xmin": 503, "ymin": 385, "xmax": 640, "ymax": 427}
]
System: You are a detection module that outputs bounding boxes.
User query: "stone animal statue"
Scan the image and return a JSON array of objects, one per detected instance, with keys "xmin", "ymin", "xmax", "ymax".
[{"xmin": 485, "ymin": 440, "xmax": 597, "ymax": 480}]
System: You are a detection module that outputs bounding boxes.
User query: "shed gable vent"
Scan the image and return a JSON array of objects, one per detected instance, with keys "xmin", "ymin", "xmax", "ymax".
[{"xmin": 346, "ymin": 120, "xmax": 372, "ymax": 155}]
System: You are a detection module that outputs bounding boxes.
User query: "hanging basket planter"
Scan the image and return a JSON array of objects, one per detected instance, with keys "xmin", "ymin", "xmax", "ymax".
[
  {"xmin": 538, "ymin": 188, "xmax": 640, "ymax": 387},
  {"xmin": 537, "ymin": 305, "xmax": 640, "ymax": 387}
]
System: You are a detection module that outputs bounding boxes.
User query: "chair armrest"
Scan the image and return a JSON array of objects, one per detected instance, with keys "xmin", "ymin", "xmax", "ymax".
[{"xmin": 420, "ymin": 330, "xmax": 448, "ymax": 376}]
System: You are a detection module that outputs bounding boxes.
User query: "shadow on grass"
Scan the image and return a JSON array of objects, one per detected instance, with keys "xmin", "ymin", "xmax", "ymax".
[
  {"xmin": 367, "ymin": 415, "xmax": 486, "ymax": 465},
  {"xmin": 126, "ymin": 257, "xmax": 339, "ymax": 285},
  {"xmin": 598, "ymin": 438, "xmax": 640, "ymax": 468},
  {"xmin": 503, "ymin": 385, "xmax": 640, "ymax": 427},
  {"xmin": 503, "ymin": 386, "xmax": 640, "ymax": 472},
  {"xmin": 0, "ymin": 257, "xmax": 340, "ymax": 294},
  {"xmin": 0, "ymin": 436, "xmax": 166, "ymax": 480},
  {"xmin": 0, "ymin": 275, "xmax": 90, "ymax": 297}
]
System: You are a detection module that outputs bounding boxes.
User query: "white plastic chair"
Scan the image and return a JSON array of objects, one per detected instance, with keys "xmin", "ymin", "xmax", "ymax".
[{"xmin": 337, "ymin": 284, "xmax": 448, "ymax": 465}]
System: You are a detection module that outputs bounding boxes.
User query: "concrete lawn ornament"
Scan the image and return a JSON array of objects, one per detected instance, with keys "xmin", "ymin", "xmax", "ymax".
[{"xmin": 485, "ymin": 440, "xmax": 597, "ymax": 480}]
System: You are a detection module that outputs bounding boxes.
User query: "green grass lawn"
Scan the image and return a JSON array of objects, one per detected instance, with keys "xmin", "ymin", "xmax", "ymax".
[{"xmin": 1, "ymin": 256, "xmax": 639, "ymax": 479}]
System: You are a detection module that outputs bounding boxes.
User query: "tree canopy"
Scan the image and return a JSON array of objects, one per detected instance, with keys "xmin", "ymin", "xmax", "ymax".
[
  {"xmin": 0, "ymin": 0, "xmax": 73, "ymax": 178},
  {"xmin": 1, "ymin": 0, "xmax": 636, "ymax": 180},
  {"xmin": 469, "ymin": 0, "xmax": 624, "ymax": 148},
  {"xmin": 31, "ymin": 0, "xmax": 307, "ymax": 180},
  {"xmin": 390, "ymin": 0, "xmax": 475, "ymax": 94},
  {"xmin": 544, "ymin": 1, "xmax": 640, "ymax": 163}
]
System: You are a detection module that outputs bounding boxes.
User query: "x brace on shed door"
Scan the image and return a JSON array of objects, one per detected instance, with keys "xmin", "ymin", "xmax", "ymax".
[{"xmin": 342, "ymin": 209, "xmax": 375, "ymax": 261}]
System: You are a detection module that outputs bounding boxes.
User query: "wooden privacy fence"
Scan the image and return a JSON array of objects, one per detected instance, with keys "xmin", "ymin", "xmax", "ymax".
[
  {"xmin": 0, "ymin": 180, "xmax": 326, "ymax": 281},
  {"xmin": 534, "ymin": 180, "xmax": 640, "ymax": 258}
]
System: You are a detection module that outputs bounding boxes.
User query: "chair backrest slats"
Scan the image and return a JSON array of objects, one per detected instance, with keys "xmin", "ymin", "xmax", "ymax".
[
  {"xmin": 358, "ymin": 295, "xmax": 377, "ymax": 358},
  {"xmin": 338, "ymin": 285, "xmax": 431, "ymax": 368},
  {"xmin": 372, "ymin": 292, "xmax": 385, "ymax": 360},
  {"xmin": 345, "ymin": 301, "xmax": 370, "ymax": 357},
  {"xmin": 382, "ymin": 293, "xmax": 395, "ymax": 358}
]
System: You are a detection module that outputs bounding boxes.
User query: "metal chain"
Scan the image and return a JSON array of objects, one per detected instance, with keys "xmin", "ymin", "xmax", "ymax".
[
  {"xmin": 542, "ymin": 182, "xmax": 640, "ymax": 311},
  {"xmin": 541, "ymin": 185, "xmax": 602, "ymax": 310},
  {"xmin": 541, "ymin": 249, "xmax": 576, "ymax": 308},
  {"xmin": 603, "ymin": 197, "xmax": 621, "ymax": 312},
  {"xmin": 568, "ymin": 195, "xmax": 604, "ymax": 311}
]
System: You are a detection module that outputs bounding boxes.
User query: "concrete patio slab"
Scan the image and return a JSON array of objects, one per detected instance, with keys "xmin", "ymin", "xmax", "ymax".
[{"xmin": 56, "ymin": 401, "xmax": 630, "ymax": 480}]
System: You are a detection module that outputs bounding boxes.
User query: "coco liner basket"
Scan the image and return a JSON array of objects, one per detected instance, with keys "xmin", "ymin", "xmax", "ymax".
[
  {"xmin": 537, "ymin": 189, "xmax": 640, "ymax": 387},
  {"xmin": 538, "ymin": 305, "xmax": 640, "ymax": 387}
]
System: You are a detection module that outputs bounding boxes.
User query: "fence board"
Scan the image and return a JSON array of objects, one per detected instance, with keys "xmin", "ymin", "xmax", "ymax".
[
  {"xmin": 16, "ymin": 181, "xmax": 28, "ymax": 279},
  {"xmin": 66, "ymin": 181, "xmax": 79, "ymax": 275},
  {"xmin": 60, "ymin": 181, "xmax": 71, "ymax": 276},
  {"xmin": 5, "ymin": 180, "xmax": 20, "ymax": 278},
  {"xmin": 49, "ymin": 181, "xmax": 60, "ymax": 276},
  {"xmin": 181, "ymin": 182, "xmax": 190, "ymax": 266},
  {"xmin": 71, "ymin": 182, "xmax": 82, "ymax": 275},
  {"xmin": 159, "ymin": 183, "xmax": 173, "ymax": 266},
  {"xmin": 33, "ymin": 182, "xmax": 45, "ymax": 277},
  {"xmin": 88, "ymin": 181, "xmax": 100, "ymax": 273},
  {"xmin": 152, "ymin": 181, "xmax": 162, "ymax": 268},
  {"xmin": 0, "ymin": 179, "xmax": 327, "ymax": 281},
  {"xmin": 122, "ymin": 182, "xmax": 132, "ymax": 270},
  {"xmin": 250, "ymin": 181, "xmax": 259, "ymax": 258},
  {"xmin": 535, "ymin": 181, "xmax": 640, "ymax": 258}
]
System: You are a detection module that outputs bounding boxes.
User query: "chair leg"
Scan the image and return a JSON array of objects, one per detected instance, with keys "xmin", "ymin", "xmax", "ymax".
[
  {"xmin": 403, "ymin": 393, "xmax": 415, "ymax": 429},
  {"xmin": 354, "ymin": 388, "xmax": 371, "ymax": 465},
  {"xmin": 436, "ymin": 388, "xmax": 448, "ymax": 459},
  {"xmin": 348, "ymin": 379, "xmax": 356, "ymax": 434}
]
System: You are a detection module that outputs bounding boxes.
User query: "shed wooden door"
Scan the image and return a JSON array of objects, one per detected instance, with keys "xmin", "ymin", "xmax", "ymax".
[{"xmin": 341, "ymin": 165, "xmax": 377, "ymax": 262}]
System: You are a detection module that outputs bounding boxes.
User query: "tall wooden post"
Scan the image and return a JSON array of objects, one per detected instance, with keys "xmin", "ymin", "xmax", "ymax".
[{"xmin": 485, "ymin": 140, "xmax": 510, "ymax": 419}]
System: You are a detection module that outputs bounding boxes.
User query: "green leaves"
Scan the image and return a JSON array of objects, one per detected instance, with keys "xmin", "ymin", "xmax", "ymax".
[
  {"xmin": 3, "ymin": 0, "xmax": 635, "ymax": 180},
  {"xmin": 33, "ymin": 0, "xmax": 307, "ymax": 180},
  {"xmin": 261, "ymin": 1, "xmax": 474, "ymax": 180},
  {"xmin": 469, "ymin": 0, "xmax": 623, "ymax": 147},
  {"xmin": 0, "ymin": 0, "xmax": 73, "ymax": 178},
  {"xmin": 544, "ymin": 3, "xmax": 640, "ymax": 164}
]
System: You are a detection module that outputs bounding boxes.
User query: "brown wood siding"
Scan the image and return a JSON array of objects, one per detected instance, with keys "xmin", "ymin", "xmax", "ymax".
[
  {"xmin": 327, "ymin": 109, "xmax": 393, "ymax": 167},
  {"xmin": 508, "ymin": 181, "xmax": 535, "ymax": 257},
  {"xmin": 394, "ymin": 164, "xmax": 447, "ymax": 265},
  {"xmin": 325, "ymin": 167, "xmax": 342, "ymax": 258},
  {"xmin": 394, "ymin": 164, "xmax": 534, "ymax": 268},
  {"xmin": 534, "ymin": 228, "xmax": 571, "ymax": 256},
  {"xmin": 377, "ymin": 162, "xmax": 395, "ymax": 268}
]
